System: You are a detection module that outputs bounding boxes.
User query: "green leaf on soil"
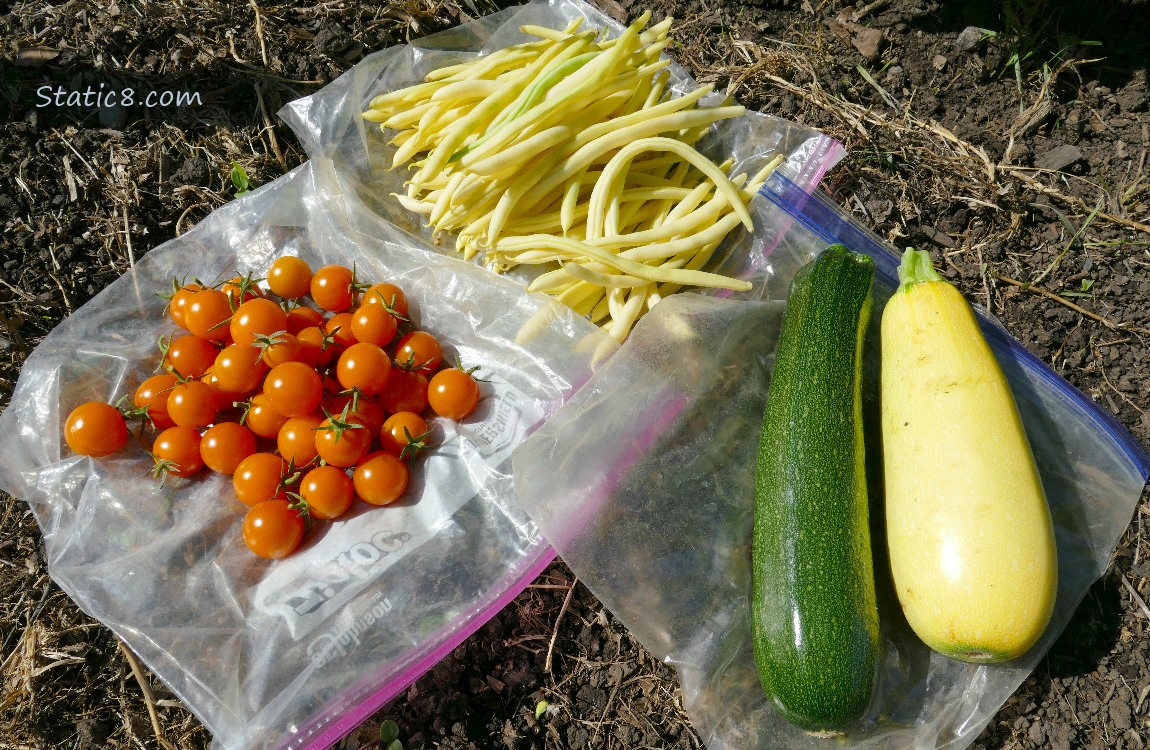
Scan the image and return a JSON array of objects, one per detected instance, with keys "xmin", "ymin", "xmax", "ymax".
[
  {"xmin": 380, "ymin": 720, "xmax": 400, "ymax": 745},
  {"xmin": 230, "ymin": 161, "xmax": 252, "ymax": 196}
]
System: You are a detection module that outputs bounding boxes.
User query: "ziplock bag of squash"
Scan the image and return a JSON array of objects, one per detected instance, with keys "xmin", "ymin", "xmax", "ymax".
[{"xmin": 510, "ymin": 176, "xmax": 1149, "ymax": 750}]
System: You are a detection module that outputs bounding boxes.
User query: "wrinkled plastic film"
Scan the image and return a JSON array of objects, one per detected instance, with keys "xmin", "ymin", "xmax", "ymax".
[
  {"xmin": 0, "ymin": 161, "xmax": 606, "ymax": 750},
  {"xmin": 0, "ymin": 1, "xmax": 851, "ymax": 748},
  {"xmin": 511, "ymin": 180, "xmax": 1149, "ymax": 749},
  {"xmin": 277, "ymin": 0, "xmax": 844, "ymax": 275}
]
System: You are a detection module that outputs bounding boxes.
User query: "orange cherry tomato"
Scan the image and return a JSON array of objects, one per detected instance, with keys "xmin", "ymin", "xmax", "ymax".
[
  {"xmin": 353, "ymin": 452, "xmax": 409, "ymax": 506},
  {"xmin": 166, "ymin": 380, "xmax": 218, "ymax": 429},
  {"xmin": 336, "ymin": 343, "xmax": 391, "ymax": 396},
  {"xmin": 202, "ymin": 366, "xmax": 248, "ymax": 410},
  {"xmin": 134, "ymin": 373, "xmax": 178, "ymax": 430},
  {"xmin": 256, "ymin": 332, "xmax": 301, "ymax": 368},
  {"xmin": 380, "ymin": 411, "xmax": 432, "ymax": 458},
  {"xmin": 394, "ymin": 331, "xmax": 442, "ymax": 372},
  {"xmin": 151, "ymin": 425, "xmax": 204, "ymax": 477},
  {"xmin": 242, "ymin": 499, "xmax": 306, "ymax": 559},
  {"xmin": 184, "ymin": 288, "xmax": 233, "ymax": 342},
  {"xmin": 286, "ymin": 305, "xmax": 325, "ymax": 334},
  {"xmin": 378, "ymin": 368, "xmax": 429, "ymax": 415},
  {"xmin": 233, "ymin": 452, "xmax": 289, "ymax": 507},
  {"xmin": 324, "ymin": 313, "xmax": 357, "ymax": 349},
  {"xmin": 64, "ymin": 401, "xmax": 130, "ymax": 457},
  {"xmin": 212, "ymin": 344, "xmax": 269, "ymax": 396},
  {"xmin": 230, "ymin": 298, "xmax": 288, "ymax": 348},
  {"xmin": 264, "ymin": 361, "xmax": 324, "ymax": 418},
  {"xmin": 222, "ymin": 274, "xmax": 263, "ymax": 306},
  {"xmin": 295, "ymin": 326, "xmax": 336, "ymax": 368},
  {"xmin": 168, "ymin": 283, "xmax": 203, "ymax": 330},
  {"xmin": 243, "ymin": 392, "xmax": 291, "ymax": 439},
  {"xmin": 327, "ymin": 394, "xmax": 386, "ymax": 438},
  {"xmin": 299, "ymin": 465, "xmax": 355, "ymax": 520},
  {"xmin": 163, "ymin": 334, "xmax": 218, "ymax": 379},
  {"xmin": 277, "ymin": 415, "xmax": 322, "ymax": 467},
  {"xmin": 362, "ymin": 282, "xmax": 409, "ymax": 317},
  {"xmin": 310, "ymin": 264, "xmax": 355, "ymax": 312},
  {"xmin": 428, "ymin": 368, "xmax": 481, "ymax": 420},
  {"xmin": 314, "ymin": 414, "xmax": 371, "ymax": 468},
  {"xmin": 350, "ymin": 303, "xmax": 397, "ymax": 347},
  {"xmin": 200, "ymin": 422, "xmax": 257, "ymax": 475},
  {"xmin": 267, "ymin": 256, "xmax": 313, "ymax": 299}
]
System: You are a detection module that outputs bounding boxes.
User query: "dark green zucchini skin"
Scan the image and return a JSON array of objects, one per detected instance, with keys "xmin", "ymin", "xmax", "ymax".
[{"xmin": 752, "ymin": 244, "xmax": 880, "ymax": 732}]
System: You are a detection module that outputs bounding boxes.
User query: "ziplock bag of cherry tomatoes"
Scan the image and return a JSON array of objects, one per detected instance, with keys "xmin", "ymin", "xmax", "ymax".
[
  {"xmin": 0, "ymin": 157, "xmax": 615, "ymax": 750},
  {"xmin": 511, "ymin": 175, "xmax": 1150, "ymax": 750}
]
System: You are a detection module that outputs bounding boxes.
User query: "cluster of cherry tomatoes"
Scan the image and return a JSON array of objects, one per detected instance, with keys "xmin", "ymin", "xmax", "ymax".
[{"xmin": 62, "ymin": 257, "xmax": 483, "ymax": 559}]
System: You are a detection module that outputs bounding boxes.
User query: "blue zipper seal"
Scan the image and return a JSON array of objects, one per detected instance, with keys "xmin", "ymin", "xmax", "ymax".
[{"xmin": 760, "ymin": 171, "xmax": 1150, "ymax": 479}]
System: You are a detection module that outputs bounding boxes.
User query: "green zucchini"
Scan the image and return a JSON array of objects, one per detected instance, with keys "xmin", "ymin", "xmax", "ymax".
[{"xmin": 752, "ymin": 244, "xmax": 880, "ymax": 733}]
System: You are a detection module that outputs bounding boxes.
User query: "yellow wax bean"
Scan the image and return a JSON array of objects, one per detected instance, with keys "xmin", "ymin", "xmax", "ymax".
[
  {"xmin": 381, "ymin": 99, "xmax": 438, "ymax": 130},
  {"xmin": 588, "ymin": 136, "xmax": 752, "ymax": 245},
  {"xmin": 430, "ymin": 79, "xmax": 505, "ymax": 104},
  {"xmin": 429, "ymin": 171, "xmax": 467, "ymax": 226},
  {"xmin": 527, "ymin": 267, "xmax": 581, "ymax": 293},
  {"xmin": 392, "ymin": 194, "xmax": 434, "ymax": 214},
  {"xmin": 606, "ymin": 283, "xmax": 652, "ymax": 342},
  {"xmin": 495, "ymin": 235, "xmax": 751, "ymax": 290},
  {"xmin": 589, "ymin": 294, "xmax": 611, "ymax": 324},
  {"xmin": 417, "ymin": 38, "xmax": 582, "ymax": 189},
  {"xmin": 519, "ymin": 18, "xmax": 585, "ymax": 42},
  {"xmin": 368, "ymin": 79, "xmax": 446, "ymax": 110},
  {"xmin": 424, "ymin": 44, "xmax": 542, "ymax": 82},
  {"xmin": 618, "ymin": 210, "xmax": 744, "ymax": 263},
  {"xmin": 465, "ymin": 126, "xmax": 574, "ymax": 176},
  {"xmin": 597, "ymin": 179, "xmax": 736, "ymax": 250},
  {"xmin": 500, "ymin": 106, "xmax": 746, "ymax": 235},
  {"xmin": 561, "ymin": 262, "xmax": 648, "ymax": 289},
  {"xmin": 466, "ymin": 60, "xmax": 667, "ymax": 166}
]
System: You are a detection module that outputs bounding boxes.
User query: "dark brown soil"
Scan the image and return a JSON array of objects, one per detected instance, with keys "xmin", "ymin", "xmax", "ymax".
[{"xmin": 1, "ymin": 0, "xmax": 1148, "ymax": 749}]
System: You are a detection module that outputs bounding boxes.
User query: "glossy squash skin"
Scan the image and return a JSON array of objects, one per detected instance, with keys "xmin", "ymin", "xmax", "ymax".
[
  {"xmin": 881, "ymin": 249, "xmax": 1057, "ymax": 663},
  {"xmin": 752, "ymin": 244, "xmax": 880, "ymax": 732}
]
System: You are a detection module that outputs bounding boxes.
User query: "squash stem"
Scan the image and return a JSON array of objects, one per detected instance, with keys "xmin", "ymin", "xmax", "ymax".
[{"xmin": 896, "ymin": 247, "xmax": 943, "ymax": 293}]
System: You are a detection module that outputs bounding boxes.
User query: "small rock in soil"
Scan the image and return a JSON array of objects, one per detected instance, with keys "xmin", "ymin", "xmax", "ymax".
[
  {"xmin": 1116, "ymin": 72, "xmax": 1148, "ymax": 113},
  {"xmin": 169, "ymin": 157, "xmax": 211, "ymax": 187},
  {"xmin": 851, "ymin": 26, "xmax": 884, "ymax": 62},
  {"xmin": 1109, "ymin": 699, "xmax": 1132, "ymax": 731},
  {"xmin": 314, "ymin": 23, "xmax": 353, "ymax": 56},
  {"xmin": 824, "ymin": 17, "xmax": 885, "ymax": 62},
  {"xmin": 955, "ymin": 26, "xmax": 986, "ymax": 51},
  {"xmin": 917, "ymin": 225, "xmax": 956, "ymax": 248},
  {"xmin": 1034, "ymin": 144, "xmax": 1084, "ymax": 172},
  {"xmin": 1048, "ymin": 723, "xmax": 1074, "ymax": 750}
]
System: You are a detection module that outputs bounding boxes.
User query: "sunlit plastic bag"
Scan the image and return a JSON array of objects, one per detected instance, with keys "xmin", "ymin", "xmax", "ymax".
[
  {"xmin": 511, "ymin": 173, "xmax": 1150, "ymax": 750},
  {"xmin": 0, "ymin": 1, "xmax": 845, "ymax": 748},
  {"xmin": 0, "ymin": 158, "xmax": 609, "ymax": 749}
]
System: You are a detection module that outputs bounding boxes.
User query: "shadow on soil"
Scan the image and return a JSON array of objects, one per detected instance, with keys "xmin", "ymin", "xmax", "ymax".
[
  {"xmin": 903, "ymin": 0, "xmax": 1149, "ymax": 90},
  {"xmin": 1045, "ymin": 570, "xmax": 1126, "ymax": 678}
]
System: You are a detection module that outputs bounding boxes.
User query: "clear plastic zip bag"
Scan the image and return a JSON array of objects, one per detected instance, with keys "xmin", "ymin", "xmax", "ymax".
[
  {"xmin": 0, "ymin": 161, "xmax": 609, "ymax": 750},
  {"xmin": 0, "ymin": 2, "xmax": 849, "ymax": 749},
  {"xmin": 511, "ymin": 172, "xmax": 1150, "ymax": 750},
  {"xmin": 276, "ymin": 0, "xmax": 846, "ymax": 277}
]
